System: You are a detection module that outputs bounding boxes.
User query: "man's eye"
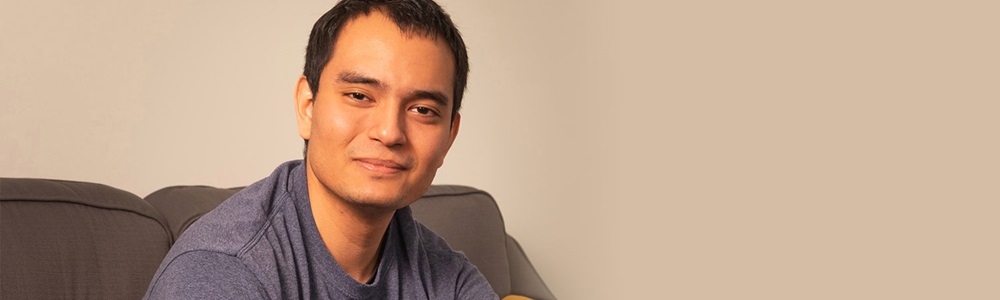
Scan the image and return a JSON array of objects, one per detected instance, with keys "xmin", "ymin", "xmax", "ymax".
[
  {"xmin": 346, "ymin": 92, "xmax": 368, "ymax": 101},
  {"xmin": 412, "ymin": 106, "xmax": 437, "ymax": 116}
]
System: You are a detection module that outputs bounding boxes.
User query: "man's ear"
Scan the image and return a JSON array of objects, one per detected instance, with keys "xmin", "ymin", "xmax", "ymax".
[
  {"xmin": 447, "ymin": 112, "xmax": 461, "ymax": 150},
  {"xmin": 294, "ymin": 75, "xmax": 314, "ymax": 141},
  {"xmin": 435, "ymin": 112, "xmax": 461, "ymax": 169}
]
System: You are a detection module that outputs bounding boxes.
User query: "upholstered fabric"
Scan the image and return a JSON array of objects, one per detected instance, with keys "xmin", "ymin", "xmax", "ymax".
[
  {"xmin": 0, "ymin": 178, "xmax": 172, "ymax": 300},
  {"xmin": 506, "ymin": 235, "xmax": 556, "ymax": 299}
]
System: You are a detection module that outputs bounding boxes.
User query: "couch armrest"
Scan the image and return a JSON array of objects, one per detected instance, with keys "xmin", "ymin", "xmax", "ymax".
[{"xmin": 506, "ymin": 235, "xmax": 556, "ymax": 299}]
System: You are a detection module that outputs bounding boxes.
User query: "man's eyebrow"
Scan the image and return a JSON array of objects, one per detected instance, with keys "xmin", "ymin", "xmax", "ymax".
[
  {"xmin": 337, "ymin": 71, "xmax": 384, "ymax": 89},
  {"xmin": 406, "ymin": 90, "xmax": 450, "ymax": 108},
  {"xmin": 338, "ymin": 71, "xmax": 449, "ymax": 107}
]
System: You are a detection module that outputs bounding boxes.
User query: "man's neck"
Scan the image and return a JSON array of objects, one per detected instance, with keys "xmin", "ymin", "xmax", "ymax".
[{"xmin": 306, "ymin": 168, "xmax": 395, "ymax": 283}]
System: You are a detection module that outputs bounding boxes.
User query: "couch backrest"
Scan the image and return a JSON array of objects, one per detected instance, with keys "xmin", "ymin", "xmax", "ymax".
[
  {"xmin": 0, "ymin": 178, "xmax": 172, "ymax": 300},
  {"xmin": 2, "ymin": 178, "xmax": 551, "ymax": 298}
]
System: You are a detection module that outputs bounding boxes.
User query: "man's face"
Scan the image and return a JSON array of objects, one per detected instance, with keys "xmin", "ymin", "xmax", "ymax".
[{"xmin": 295, "ymin": 12, "xmax": 459, "ymax": 210}]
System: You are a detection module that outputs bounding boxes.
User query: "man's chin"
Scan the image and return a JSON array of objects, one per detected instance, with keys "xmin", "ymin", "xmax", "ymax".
[
  {"xmin": 340, "ymin": 188, "xmax": 413, "ymax": 210},
  {"xmin": 331, "ymin": 175, "xmax": 432, "ymax": 211},
  {"xmin": 344, "ymin": 197, "xmax": 406, "ymax": 211}
]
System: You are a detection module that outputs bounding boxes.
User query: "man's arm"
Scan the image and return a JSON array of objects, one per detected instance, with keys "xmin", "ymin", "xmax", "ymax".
[{"xmin": 145, "ymin": 251, "xmax": 267, "ymax": 300}]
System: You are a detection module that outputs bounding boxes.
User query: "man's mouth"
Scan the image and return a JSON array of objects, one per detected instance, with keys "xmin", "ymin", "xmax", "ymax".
[{"xmin": 354, "ymin": 158, "xmax": 410, "ymax": 174}]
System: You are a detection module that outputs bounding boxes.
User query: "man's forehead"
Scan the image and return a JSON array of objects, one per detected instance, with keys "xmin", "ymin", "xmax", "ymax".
[{"xmin": 324, "ymin": 11, "xmax": 456, "ymax": 102}]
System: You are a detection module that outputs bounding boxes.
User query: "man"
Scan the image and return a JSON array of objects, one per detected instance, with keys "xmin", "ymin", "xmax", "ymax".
[{"xmin": 144, "ymin": 0, "xmax": 498, "ymax": 298}]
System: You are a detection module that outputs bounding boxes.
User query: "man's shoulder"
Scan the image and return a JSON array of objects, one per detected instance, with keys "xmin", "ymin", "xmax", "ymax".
[
  {"xmin": 171, "ymin": 180, "xmax": 284, "ymax": 253},
  {"xmin": 145, "ymin": 161, "xmax": 305, "ymax": 299},
  {"xmin": 145, "ymin": 250, "xmax": 266, "ymax": 299},
  {"xmin": 174, "ymin": 160, "xmax": 302, "ymax": 253}
]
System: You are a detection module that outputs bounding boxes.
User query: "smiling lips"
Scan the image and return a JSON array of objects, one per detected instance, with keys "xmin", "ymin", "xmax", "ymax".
[{"xmin": 354, "ymin": 158, "xmax": 410, "ymax": 174}]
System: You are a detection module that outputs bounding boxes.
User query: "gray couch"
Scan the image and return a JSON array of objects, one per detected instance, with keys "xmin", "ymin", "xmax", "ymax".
[{"xmin": 0, "ymin": 178, "xmax": 554, "ymax": 299}]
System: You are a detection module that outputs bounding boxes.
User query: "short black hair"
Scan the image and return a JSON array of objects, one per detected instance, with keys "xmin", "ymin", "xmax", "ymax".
[{"xmin": 304, "ymin": 0, "xmax": 469, "ymax": 115}]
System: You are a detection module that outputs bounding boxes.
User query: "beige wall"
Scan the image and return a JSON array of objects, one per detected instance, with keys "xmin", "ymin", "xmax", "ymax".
[{"xmin": 2, "ymin": 0, "xmax": 998, "ymax": 298}]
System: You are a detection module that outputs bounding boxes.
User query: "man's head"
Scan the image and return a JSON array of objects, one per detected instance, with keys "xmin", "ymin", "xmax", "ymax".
[{"xmin": 294, "ymin": 0, "xmax": 467, "ymax": 210}]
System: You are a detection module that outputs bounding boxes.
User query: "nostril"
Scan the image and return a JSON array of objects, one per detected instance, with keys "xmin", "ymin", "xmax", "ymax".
[{"xmin": 370, "ymin": 126, "xmax": 407, "ymax": 146}]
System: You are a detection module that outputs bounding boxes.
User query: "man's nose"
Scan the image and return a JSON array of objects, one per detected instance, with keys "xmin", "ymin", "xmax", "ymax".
[{"xmin": 368, "ymin": 105, "xmax": 407, "ymax": 147}]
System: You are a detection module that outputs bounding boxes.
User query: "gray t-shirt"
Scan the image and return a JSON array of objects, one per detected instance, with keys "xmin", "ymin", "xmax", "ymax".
[{"xmin": 144, "ymin": 160, "xmax": 498, "ymax": 299}]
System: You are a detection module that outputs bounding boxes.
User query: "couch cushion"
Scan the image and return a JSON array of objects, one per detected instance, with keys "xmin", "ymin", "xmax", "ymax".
[{"xmin": 0, "ymin": 178, "xmax": 172, "ymax": 300}]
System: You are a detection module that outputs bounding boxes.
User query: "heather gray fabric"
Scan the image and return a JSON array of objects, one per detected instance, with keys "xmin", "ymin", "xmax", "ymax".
[
  {"xmin": 145, "ymin": 185, "xmax": 240, "ymax": 240},
  {"xmin": 0, "ymin": 178, "xmax": 172, "ymax": 300},
  {"xmin": 144, "ymin": 160, "xmax": 498, "ymax": 299},
  {"xmin": 147, "ymin": 184, "xmax": 554, "ymax": 298},
  {"xmin": 409, "ymin": 185, "xmax": 511, "ymax": 295}
]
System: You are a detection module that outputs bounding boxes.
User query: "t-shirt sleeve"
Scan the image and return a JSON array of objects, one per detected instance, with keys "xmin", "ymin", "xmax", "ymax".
[
  {"xmin": 456, "ymin": 259, "xmax": 501, "ymax": 300},
  {"xmin": 145, "ymin": 250, "xmax": 267, "ymax": 300}
]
